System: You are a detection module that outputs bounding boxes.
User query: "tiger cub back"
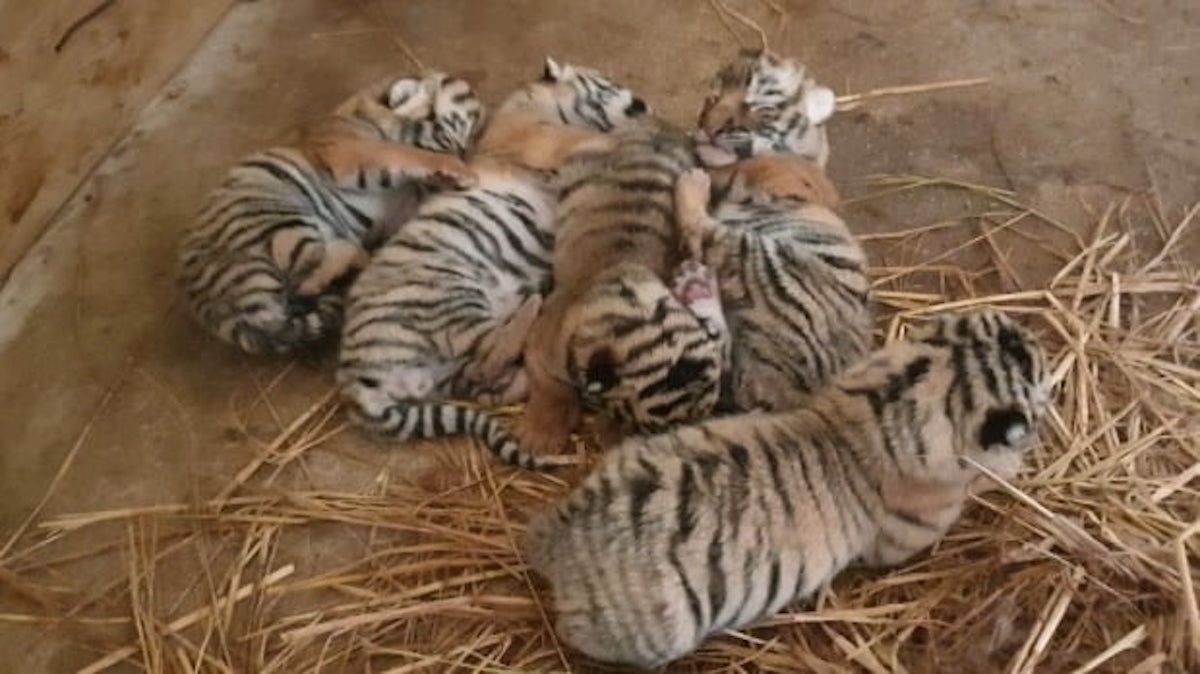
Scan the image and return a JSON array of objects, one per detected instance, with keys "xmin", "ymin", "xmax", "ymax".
[
  {"xmin": 696, "ymin": 48, "xmax": 836, "ymax": 167},
  {"xmin": 178, "ymin": 73, "xmax": 482, "ymax": 354},
  {"xmin": 337, "ymin": 60, "xmax": 652, "ymax": 470},
  {"xmin": 525, "ymin": 310, "xmax": 1050, "ymax": 667},
  {"xmin": 675, "ymin": 155, "xmax": 872, "ymax": 412}
]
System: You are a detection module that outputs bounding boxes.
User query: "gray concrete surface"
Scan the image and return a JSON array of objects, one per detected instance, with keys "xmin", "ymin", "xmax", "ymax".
[{"xmin": 1, "ymin": 0, "xmax": 1196, "ymax": 670}]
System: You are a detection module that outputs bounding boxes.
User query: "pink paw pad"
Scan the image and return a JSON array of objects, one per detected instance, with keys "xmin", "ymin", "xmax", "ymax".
[{"xmin": 672, "ymin": 260, "xmax": 726, "ymax": 338}]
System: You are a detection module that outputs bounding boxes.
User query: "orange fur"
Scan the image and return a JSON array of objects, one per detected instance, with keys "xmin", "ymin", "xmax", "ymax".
[
  {"xmin": 298, "ymin": 78, "xmax": 477, "ymax": 191},
  {"xmin": 303, "ymin": 137, "xmax": 475, "ymax": 189},
  {"xmin": 722, "ymin": 153, "xmax": 840, "ymax": 208},
  {"xmin": 476, "ymin": 112, "xmax": 617, "ymax": 171},
  {"xmin": 698, "ymin": 88, "xmax": 749, "ymax": 139}
]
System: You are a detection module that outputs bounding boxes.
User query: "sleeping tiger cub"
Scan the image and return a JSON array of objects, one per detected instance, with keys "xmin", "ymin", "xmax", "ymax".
[
  {"xmin": 179, "ymin": 73, "xmax": 482, "ymax": 354},
  {"xmin": 524, "ymin": 310, "xmax": 1050, "ymax": 667},
  {"xmin": 674, "ymin": 156, "xmax": 871, "ymax": 412},
  {"xmin": 696, "ymin": 48, "xmax": 836, "ymax": 168},
  {"xmin": 560, "ymin": 261, "xmax": 728, "ymax": 438},
  {"xmin": 336, "ymin": 59, "xmax": 649, "ymax": 470},
  {"xmin": 515, "ymin": 120, "xmax": 727, "ymax": 455}
]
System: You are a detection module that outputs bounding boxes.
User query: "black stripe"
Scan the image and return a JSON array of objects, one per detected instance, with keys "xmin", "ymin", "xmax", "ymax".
[
  {"xmin": 765, "ymin": 555, "xmax": 782, "ymax": 613},
  {"xmin": 629, "ymin": 457, "xmax": 663, "ymax": 538},
  {"xmin": 705, "ymin": 513, "xmax": 727, "ymax": 629},
  {"xmin": 667, "ymin": 462, "xmax": 704, "ymax": 629},
  {"xmin": 792, "ymin": 431, "xmax": 838, "ymax": 567},
  {"xmin": 759, "ymin": 435, "xmax": 794, "ymax": 519},
  {"xmin": 887, "ymin": 506, "xmax": 941, "ymax": 533}
]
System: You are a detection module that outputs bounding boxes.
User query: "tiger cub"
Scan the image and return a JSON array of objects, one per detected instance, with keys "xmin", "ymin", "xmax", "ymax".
[
  {"xmin": 524, "ymin": 310, "xmax": 1050, "ymax": 667},
  {"xmin": 179, "ymin": 73, "xmax": 483, "ymax": 354},
  {"xmin": 336, "ymin": 59, "xmax": 649, "ymax": 470},
  {"xmin": 515, "ymin": 121, "xmax": 727, "ymax": 454},
  {"xmin": 674, "ymin": 156, "xmax": 871, "ymax": 412},
  {"xmin": 696, "ymin": 49, "xmax": 836, "ymax": 168}
]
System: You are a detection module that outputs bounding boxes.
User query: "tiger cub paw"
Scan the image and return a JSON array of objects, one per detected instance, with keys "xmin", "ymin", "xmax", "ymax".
[
  {"xmin": 676, "ymin": 168, "xmax": 712, "ymax": 209},
  {"xmin": 675, "ymin": 168, "xmax": 714, "ymax": 258},
  {"xmin": 672, "ymin": 259, "xmax": 726, "ymax": 339},
  {"xmin": 425, "ymin": 157, "xmax": 478, "ymax": 190},
  {"xmin": 513, "ymin": 412, "xmax": 573, "ymax": 456}
]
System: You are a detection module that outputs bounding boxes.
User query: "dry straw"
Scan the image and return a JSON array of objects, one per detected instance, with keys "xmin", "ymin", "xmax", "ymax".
[{"xmin": 1, "ymin": 174, "xmax": 1195, "ymax": 672}]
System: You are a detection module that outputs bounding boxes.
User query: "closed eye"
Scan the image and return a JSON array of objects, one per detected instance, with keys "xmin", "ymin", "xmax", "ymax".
[{"xmin": 748, "ymin": 100, "xmax": 781, "ymax": 111}]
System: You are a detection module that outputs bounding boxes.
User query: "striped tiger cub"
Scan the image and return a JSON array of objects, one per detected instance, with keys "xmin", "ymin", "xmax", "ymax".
[
  {"xmin": 337, "ymin": 59, "xmax": 650, "ymax": 470},
  {"xmin": 695, "ymin": 49, "xmax": 836, "ymax": 168},
  {"xmin": 179, "ymin": 73, "xmax": 483, "ymax": 354},
  {"xmin": 674, "ymin": 155, "xmax": 872, "ymax": 412},
  {"xmin": 524, "ymin": 310, "xmax": 1050, "ymax": 667},
  {"xmin": 515, "ymin": 121, "xmax": 727, "ymax": 455}
]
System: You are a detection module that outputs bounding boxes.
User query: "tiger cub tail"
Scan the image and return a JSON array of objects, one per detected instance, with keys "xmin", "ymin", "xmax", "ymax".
[{"xmin": 352, "ymin": 400, "xmax": 573, "ymax": 471}]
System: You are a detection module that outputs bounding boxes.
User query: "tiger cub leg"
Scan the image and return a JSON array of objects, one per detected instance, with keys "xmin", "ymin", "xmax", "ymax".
[
  {"xmin": 306, "ymin": 137, "xmax": 478, "ymax": 190},
  {"xmin": 464, "ymin": 294, "xmax": 543, "ymax": 385},
  {"xmin": 481, "ymin": 116, "xmax": 618, "ymax": 171},
  {"xmin": 674, "ymin": 168, "xmax": 719, "ymax": 260},
  {"xmin": 674, "ymin": 168, "xmax": 745, "ymax": 304},
  {"xmin": 515, "ymin": 292, "xmax": 582, "ymax": 455},
  {"xmin": 476, "ymin": 369, "xmax": 529, "ymax": 408},
  {"xmin": 296, "ymin": 239, "xmax": 370, "ymax": 296}
]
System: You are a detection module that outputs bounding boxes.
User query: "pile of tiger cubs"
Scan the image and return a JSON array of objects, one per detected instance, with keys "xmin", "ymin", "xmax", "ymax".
[{"xmin": 179, "ymin": 50, "xmax": 1052, "ymax": 667}]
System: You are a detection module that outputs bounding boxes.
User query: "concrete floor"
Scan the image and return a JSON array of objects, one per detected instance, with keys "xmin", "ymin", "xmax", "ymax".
[{"xmin": 1, "ymin": 0, "xmax": 1197, "ymax": 670}]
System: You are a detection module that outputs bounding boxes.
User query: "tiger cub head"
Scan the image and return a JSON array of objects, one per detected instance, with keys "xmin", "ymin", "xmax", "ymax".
[
  {"xmin": 566, "ymin": 264, "xmax": 725, "ymax": 437},
  {"xmin": 377, "ymin": 72, "xmax": 486, "ymax": 155},
  {"xmin": 496, "ymin": 57, "xmax": 652, "ymax": 132},
  {"xmin": 696, "ymin": 49, "xmax": 836, "ymax": 168},
  {"xmin": 903, "ymin": 310, "xmax": 1051, "ymax": 482}
]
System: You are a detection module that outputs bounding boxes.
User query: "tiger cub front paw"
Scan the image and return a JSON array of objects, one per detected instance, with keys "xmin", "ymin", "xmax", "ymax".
[
  {"xmin": 674, "ymin": 168, "xmax": 715, "ymax": 259},
  {"xmin": 676, "ymin": 168, "xmax": 712, "ymax": 208},
  {"xmin": 425, "ymin": 157, "xmax": 478, "ymax": 190}
]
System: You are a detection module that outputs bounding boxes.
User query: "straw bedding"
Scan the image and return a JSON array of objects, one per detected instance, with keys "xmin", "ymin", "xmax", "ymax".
[{"xmin": 1, "ymin": 179, "xmax": 1197, "ymax": 673}]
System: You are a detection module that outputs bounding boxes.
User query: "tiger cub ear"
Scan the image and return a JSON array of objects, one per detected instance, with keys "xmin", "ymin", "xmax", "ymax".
[
  {"xmin": 743, "ymin": 46, "xmax": 768, "ymax": 61},
  {"xmin": 386, "ymin": 78, "xmax": 424, "ymax": 111},
  {"xmin": 543, "ymin": 57, "xmax": 568, "ymax": 82},
  {"xmin": 905, "ymin": 315, "xmax": 956, "ymax": 344},
  {"xmin": 804, "ymin": 85, "xmax": 837, "ymax": 125},
  {"xmin": 979, "ymin": 406, "xmax": 1032, "ymax": 450},
  {"xmin": 584, "ymin": 347, "xmax": 619, "ymax": 395}
]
